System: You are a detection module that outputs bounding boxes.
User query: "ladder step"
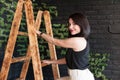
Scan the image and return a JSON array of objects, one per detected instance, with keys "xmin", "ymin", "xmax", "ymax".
[
  {"xmin": 12, "ymin": 56, "xmax": 31, "ymax": 63},
  {"xmin": 18, "ymin": 31, "xmax": 28, "ymax": 36},
  {"xmin": 41, "ymin": 63, "xmax": 49, "ymax": 67}
]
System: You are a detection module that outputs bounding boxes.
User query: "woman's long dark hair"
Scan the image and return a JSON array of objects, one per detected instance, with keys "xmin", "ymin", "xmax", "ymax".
[{"xmin": 68, "ymin": 13, "xmax": 90, "ymax": 39}]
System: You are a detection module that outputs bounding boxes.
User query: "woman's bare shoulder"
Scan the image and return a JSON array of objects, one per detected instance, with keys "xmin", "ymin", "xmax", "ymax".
[{"xmin": 71, "ymin": 37, "xmax": 87, "ymax": 51}]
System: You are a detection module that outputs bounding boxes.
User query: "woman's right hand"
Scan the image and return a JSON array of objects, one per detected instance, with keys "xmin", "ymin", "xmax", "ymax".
[
  {"xmin": 36, "ymin": 30, "xmax": 40, "ymax": 35},
  {"xmin": 42, "ymin": 58, "xmax": 66, "ymax": 65},
  {"xmin": 33, "ymin": 28, "xmax": 41, "ymax": 36}
]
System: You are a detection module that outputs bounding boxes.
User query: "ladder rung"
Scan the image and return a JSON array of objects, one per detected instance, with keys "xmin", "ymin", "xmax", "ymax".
[
  {"xmin": 12, "ymin": 56, "xmax": 31, "ymax": 63},
  {"xmin": 18, "ymin": 31, "xmax": 28, "ymax": 36},
  {"xmin": 41, "ymin": 63, "xmax": 49, "ymax": 67}
]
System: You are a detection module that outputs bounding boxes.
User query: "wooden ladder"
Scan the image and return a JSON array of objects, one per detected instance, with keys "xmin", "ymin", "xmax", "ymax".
[{"xmin": 0, "ymin": 0, "xmax": 60, "ymax": 80}]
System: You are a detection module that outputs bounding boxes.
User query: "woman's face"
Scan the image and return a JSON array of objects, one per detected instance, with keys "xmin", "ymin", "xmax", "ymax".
[{"xmin": 68, "ymin": 18, "xmax": 81, "ymax": 35}]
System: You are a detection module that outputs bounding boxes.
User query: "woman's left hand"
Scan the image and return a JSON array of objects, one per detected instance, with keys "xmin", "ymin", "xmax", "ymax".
[{"xmin": 42, "ymin": 60, "xmax": 53, "ymax": 65}]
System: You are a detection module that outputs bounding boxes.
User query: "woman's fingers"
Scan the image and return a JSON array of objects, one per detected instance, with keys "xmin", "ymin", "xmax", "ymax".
[
  {"xmin": 42, "ymin": 60, "xmax": 51, "ymax": 64},
  {"xmin": 35, "ymin": 30, "xmax": 40, "ymax": 35}
]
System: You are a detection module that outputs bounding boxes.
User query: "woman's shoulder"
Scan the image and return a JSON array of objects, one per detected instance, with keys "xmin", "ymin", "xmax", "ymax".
[
  {"xmin": 71, "ymin": 37, "xmax": 87, "ymax": 51},
  {"xmin": 70, "ymin": 37, "xmax": 87, "ymax": 43},
  {"xmin": 70, "ymin": 37, "xmax": 85, "ymax": 39}
]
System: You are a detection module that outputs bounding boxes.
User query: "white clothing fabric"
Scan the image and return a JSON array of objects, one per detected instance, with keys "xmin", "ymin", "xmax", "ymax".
[
  {"xmin": 56, "ymin": 76, "xmax": 70, "ymax": 80},
  {"xmin": 68, "ymin": 68, "xmax": 95, "ymax": 80},
  {"xmin": 57, "ymin": 68, "xmax": 95, "ymax": 80}
]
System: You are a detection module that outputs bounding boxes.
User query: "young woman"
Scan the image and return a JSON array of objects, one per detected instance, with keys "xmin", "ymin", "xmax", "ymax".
[{"xmin": 36, "ymin": 13, "xmax": 95, "ymax": 80}]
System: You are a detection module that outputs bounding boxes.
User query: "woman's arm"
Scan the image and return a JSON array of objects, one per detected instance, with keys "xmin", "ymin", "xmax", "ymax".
[
  {"xmin": 36, "ymin": 30, "xmax": 85, "ymax": 50},
  {"xmin": 42, "ymin": 58, "xmax": 66, "ymax": 65}
]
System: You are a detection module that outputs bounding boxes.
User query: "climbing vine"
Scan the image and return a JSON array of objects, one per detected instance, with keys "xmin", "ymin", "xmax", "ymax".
[{"xmin": 89, "ymin": 53, "xmax": 110, "ymax": 80}]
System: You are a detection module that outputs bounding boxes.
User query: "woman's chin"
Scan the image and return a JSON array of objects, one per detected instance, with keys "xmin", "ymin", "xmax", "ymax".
[{"xmin": 71, "ymin": 33, "xmax": 77, "ymax": 35}]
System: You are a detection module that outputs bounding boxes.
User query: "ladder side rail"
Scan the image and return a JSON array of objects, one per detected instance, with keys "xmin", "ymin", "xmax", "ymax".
[
  {"xmin": 43, "ymin": 11, "xmax": 60, "ymax": 80},
  {"xmin": 24, "ymin": 0, "xmax": 43, "ymax": 80},
  {"xmin": 19, "ymin": 46, "xmax": 31, "ymax": 80},
  {"xmin": 0, "ymin": 0, "xmax": 24, "ymax": 79},
  {"xmin": 19, "ymin": 10, "xmax": 43, "ymax": 80}
]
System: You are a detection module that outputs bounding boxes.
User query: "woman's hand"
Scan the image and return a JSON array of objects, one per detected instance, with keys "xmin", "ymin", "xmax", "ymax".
[
  {"xmin": 36, "ymin": 30, "xmax": 41, "ymax": 35},
  {"xmin": 42, "ymin": 58, "xmax": 66, "ymax": 65},
  {"xmin": 35, "ymin": 29, "xmax": 43, "ymax": 37},
  {"xmin": 33, "ymin": 28, "xmax": 41, "ymax": 35},
  {"xmin": 42, "ymin": 60, "xmax": 54, "ymax": 65}
]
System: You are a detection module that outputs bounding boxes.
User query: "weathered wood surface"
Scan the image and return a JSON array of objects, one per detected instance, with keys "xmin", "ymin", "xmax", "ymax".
[
  {"xmin": 17, "ymin": 9, "xmax": 43, "ymax": 80},
  {"xmin": 35, "ymin": 10, "xmax": 43, "ymax": 30},
  {"xmin": 43, "ymin": 11, "xmax": 60, "ymax": 80},
  {"xmin": 24, "ymin": 0, "xmax": 43, "ymax": 80},
  {"xmin": 19, "ymin": 46, "xmax": 31, "ymax": 80},
  {"xmin": 19, "ymin": 10, "xmax": 43, "ymax": 80},
  {"xmin": 0, "ymin": 0, "xmax": 24, "ymax": 79},
  {"xmin": 12, "ymin": 56, "xmax": 31, "ymax": 63},
  {"xmin": 0, "ymin": 0, "xmax": 60, "ymax": 79},
  {"xmin": 0, "ymin": 0, "xmax": 44, "ymax": 80}
]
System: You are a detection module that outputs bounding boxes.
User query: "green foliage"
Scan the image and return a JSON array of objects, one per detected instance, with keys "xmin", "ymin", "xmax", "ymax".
[
  {"xmin": 0, "ymin": 0, "xmax": 17, "ymax": 28},
  {"xmin": 0, "ymin": 0, "xmax": 17, "ymax": 49},
  {"xmin": 89, "ymin": 53, "xmax": 110, "ymax": 80}
]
